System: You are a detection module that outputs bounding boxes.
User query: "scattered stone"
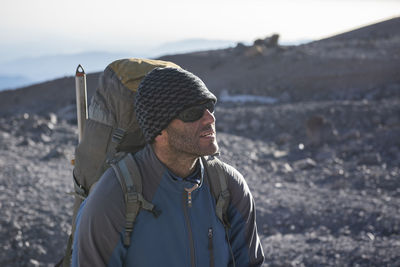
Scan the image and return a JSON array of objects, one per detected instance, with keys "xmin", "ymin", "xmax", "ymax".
[
  {"xmin": 366, "ymin": 232, "xmax": 375, "ymax": 241},
  {"xmin": 29, "ymin": 259, "xmax": 40, "ymax": 266},
  {"xmin": 273, "ymin": 150, "xmax": 288, "ymax": 158},
  {"xmin": 293, "ymin": 158, "xmax": 317, "ymax": 170},
  {"xmin": 342, "ymin": 129, "xmax": 361, "ymax": 140},
  {"xmin": 37, "ymin": 122, "xmax": 53, "ymax": 135},
  {"xmin": 283, "ymin": 163, "xmax": 293, "ymax": 173},
  {"xmin": 306, "ymin": 115, "xmax": 336, "ymax": 146},
  {"xmin": 0, "ymin": 131, "xmax": 10, "ymax": 139},
  {"xmin": 40, "ymin": 134, "xmax": 52, "ymax": 143},
  {"xmin": 41, "ymin": 148, "xmax": 65, "ymax": 161},
  {"xmin": 47, "ymin": 113, "xmax": 58, "ymax": 124},
  {"xmin": 17, "ymin": 138, "xmax": 35, "ymax": 147}
]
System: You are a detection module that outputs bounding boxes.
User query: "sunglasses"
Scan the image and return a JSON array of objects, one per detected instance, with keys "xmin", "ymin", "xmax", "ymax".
[{"xmin": 177, "ymin": 101, "xmax": 215, "ymax": 122}]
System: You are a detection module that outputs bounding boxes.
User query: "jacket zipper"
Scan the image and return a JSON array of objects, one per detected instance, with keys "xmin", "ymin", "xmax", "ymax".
[
  {"xmin": 208, "ymin": 227, "xmax": 214, "ymax": 267},
  {"xmin": 182, "ymin": 191, "xmax": 196, "ymax": 267},
  {"xmin": 185, "ymin": 184, "xmax": 199, "ymax": 208}
]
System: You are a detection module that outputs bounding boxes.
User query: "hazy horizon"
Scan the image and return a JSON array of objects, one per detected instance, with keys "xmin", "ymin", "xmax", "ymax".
[{"xmin": 1, "ymin": 0, "xmax": 399, "ymax": 63}]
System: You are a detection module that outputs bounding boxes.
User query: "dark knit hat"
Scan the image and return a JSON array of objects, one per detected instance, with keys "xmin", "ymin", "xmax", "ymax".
[{"xmin": 135, "ymin": 67, "xmax": 217, "ymax": 143}]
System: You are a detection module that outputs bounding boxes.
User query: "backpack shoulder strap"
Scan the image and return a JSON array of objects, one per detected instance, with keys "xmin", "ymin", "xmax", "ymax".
[
  {"xmin": 112, "ymin": 153, "xmax": 159, "ymax": 246},
  {"xmin": 202, "ymin": 156, "xmax": 231, "ymax": 228},
  {"xmin": 202, "ymin": 156, "xmax": 237, "ymax": 267},
  {"xmin": 106, "ymin": 127, "xmax": 126, "ymax": 163}
]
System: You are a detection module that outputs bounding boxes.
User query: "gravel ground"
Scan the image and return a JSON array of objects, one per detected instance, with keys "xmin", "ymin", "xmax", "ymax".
[
  {"xmin": 1, "ymin": 95, "xmax": 399, "ymax": 266},
  {"xmin": 0, "ymin": 116, "xmax": 75, "ymax": 266}
]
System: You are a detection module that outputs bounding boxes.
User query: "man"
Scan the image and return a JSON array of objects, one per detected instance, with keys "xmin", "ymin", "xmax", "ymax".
[{"xmin": 72, "ymin": 67, "xmax": 264, "ymax": 266}]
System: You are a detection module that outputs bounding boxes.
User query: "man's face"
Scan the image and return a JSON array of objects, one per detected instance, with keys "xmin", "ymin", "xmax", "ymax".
[{"xmin": 164, "ymin": 106, "xmax": 219, "ymax": 158}]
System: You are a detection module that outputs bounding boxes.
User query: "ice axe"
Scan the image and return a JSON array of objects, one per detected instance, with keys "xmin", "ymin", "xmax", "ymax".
[
  {"xmin": 55, "ymin": 65, "xmax": 89, "ymax": 267},
  {"xmin": 75, "ymin": 64, "xmax": 88, "ymax": 143}
]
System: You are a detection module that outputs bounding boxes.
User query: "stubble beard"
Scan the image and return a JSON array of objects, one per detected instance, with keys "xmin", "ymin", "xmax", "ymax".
[{"xmin": 166, "ymin": 124, "xmax": 219, "ymax": 158}]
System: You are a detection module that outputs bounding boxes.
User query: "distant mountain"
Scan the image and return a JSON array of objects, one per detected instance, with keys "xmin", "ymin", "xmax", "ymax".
[
  {"xmin": 0, "ymin": 51, "xmax": 132, "ymax": 91},
  {"xmin": 0, "ymin": 75, "xmax": 33, "ymax": 91}
]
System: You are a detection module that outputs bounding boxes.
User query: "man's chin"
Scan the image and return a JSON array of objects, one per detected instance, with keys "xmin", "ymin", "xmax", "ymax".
[{"xmin": 200, "ymin": 142, "xmax": 219, "ymax": 156}]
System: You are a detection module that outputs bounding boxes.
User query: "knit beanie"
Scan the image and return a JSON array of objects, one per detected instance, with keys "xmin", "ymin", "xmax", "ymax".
[{"xmin": 135, "ymin": 67, "xmax": 217, "ymax": 143}]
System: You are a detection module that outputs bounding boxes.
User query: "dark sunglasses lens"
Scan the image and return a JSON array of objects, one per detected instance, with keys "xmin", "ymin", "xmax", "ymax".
[
  {"xmin": 179, "ymin": 106, "xmax": 204, "ymax": 122},
  {"xmin": 178, "ymin": 102, "xmax": 215, "ymax": 122}
]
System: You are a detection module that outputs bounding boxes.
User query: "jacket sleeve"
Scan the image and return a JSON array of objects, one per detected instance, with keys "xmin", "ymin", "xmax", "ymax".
[
  {"xmin": 225, "ymin": 164, "xmax": 265, "ymax": 266},
  {"xmin": 71, "ymin": 168, "xmax": 127, "ymax": 267}
]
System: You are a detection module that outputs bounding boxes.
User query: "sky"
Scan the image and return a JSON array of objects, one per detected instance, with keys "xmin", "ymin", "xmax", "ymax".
[{"xmin": 1, "ymin": 0, "xmax": 399, "ymax": 63}]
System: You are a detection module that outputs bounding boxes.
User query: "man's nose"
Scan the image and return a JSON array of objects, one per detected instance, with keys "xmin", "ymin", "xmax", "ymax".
[{"xmin": 202, "ymin": 109, "xmax": 215, "ymax": 124}]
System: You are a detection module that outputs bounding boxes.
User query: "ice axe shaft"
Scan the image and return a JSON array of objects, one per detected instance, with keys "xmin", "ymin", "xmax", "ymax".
[{"xmin": 75, "ymin": 65, "xmax": 88, "ymax": 143}]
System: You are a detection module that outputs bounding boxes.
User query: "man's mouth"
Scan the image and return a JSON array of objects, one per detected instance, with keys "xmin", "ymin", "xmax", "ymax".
[{"xmin": 200, "ymin": 131, "xmax": 215, "ymax": 138}]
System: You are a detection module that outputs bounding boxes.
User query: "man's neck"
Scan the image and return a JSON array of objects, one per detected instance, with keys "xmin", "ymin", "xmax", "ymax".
[{"xmin": 151, "ymin": 144, "xmax": 198, "ymax": 178}]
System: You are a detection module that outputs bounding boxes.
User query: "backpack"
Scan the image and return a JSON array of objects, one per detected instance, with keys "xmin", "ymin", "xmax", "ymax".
[{"xmin": 59, "ymin": 58, "xmax": 232, "ymax": 266}]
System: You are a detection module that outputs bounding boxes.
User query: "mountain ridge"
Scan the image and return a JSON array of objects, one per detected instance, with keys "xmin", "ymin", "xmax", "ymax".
[{"xmin": 0, "ymin": 17, "xmax": 399, "ymax": 117}]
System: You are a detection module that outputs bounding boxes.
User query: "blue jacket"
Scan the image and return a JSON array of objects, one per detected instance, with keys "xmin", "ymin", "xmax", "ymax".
[{"xmin": 72, "ymin": 145, "xmax": 264, "ymax": 266}]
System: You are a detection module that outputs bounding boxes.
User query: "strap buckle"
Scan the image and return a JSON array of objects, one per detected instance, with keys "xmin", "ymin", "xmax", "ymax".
[
  {"xmin": 126, "ymin": 189, "xmax": 139, "ymax": 203},
  {"xmin": 112, "ymin": 128, "xmax": 126, "ymax": 143}
]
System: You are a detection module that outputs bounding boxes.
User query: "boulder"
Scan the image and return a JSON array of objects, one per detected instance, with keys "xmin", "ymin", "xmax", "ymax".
[
  {"xmin": 253, "ymin": 34, "xmax": 280, "ymax": 47},
  {"xmin": 305, "ymin": 115, "xmax": 336, "ymax": 146}
]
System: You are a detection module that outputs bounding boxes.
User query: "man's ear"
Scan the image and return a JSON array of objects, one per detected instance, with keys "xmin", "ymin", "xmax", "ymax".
[{"xmin": 154, "ymin": 129, "xmax": 168, "ymax": 144}]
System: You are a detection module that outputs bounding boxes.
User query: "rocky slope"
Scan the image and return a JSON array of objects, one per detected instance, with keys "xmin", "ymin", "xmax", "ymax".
[{"xmin": 0, "ymin": 17, "xmax": 399, "ymax": 266}]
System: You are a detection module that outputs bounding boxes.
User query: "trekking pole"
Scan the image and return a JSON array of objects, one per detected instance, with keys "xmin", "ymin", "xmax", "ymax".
[{"xmin": 75, "ymin": 65, "xmax": 88, "ymax": 143}]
